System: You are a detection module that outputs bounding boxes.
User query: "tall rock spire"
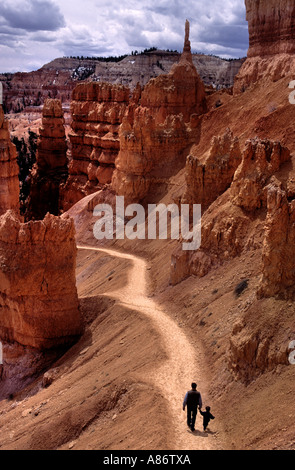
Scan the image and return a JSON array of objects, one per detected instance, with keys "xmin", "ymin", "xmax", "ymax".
[
  {"xmin": 181, "ymin": 19, "xmax": 193, "ymax": 63},
  {"xmin": 184, "ymin": 19, "xmax": 191, "ymax": 53},
  {"xmin": 0, "ymin": 100, "xmax": 19, "ymax": 216}
]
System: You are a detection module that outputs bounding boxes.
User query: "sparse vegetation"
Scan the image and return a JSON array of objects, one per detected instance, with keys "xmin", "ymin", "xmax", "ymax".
[{"xmin": 12, "ymin": 130, "xmax": 38, "ymax": 213}]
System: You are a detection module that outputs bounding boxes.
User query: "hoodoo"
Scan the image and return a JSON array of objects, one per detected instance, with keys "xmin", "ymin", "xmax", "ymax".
[
  {"xmin": 112, "ymin": 20, "xmax": 207, "ymax": 204},
  {"xmin": 26, "ymin": 99, "xmax": 68, "ymax": 220},
  {"xmin": 60, "ymin": 82, "xmax": 130, "ymax": 211},
  {"xmin": 0, "ymin": 105, "xmax": 19, "ymax": 216}
]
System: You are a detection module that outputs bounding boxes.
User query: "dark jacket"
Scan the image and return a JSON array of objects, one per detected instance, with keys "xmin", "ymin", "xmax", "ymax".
[
  {"xmin": 183, "ymin": 390, "xmax": 202, "ymax": 410},
  {"xmin": 200, "ymin": 410, "xmax": 215, "ymax": 426}
]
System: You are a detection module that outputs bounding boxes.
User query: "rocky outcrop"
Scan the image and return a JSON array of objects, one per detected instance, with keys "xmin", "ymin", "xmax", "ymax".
[
  {"xmin": 60, "ymin": 82, "xmax": 130, "ymax": 211},
  {"xmin": 0, "ymin": 60, "xmax": 82, "ymax": 113},
  {"xmin": 229, "ymin": 306, "xmax": 290, "ymax": 383},
  {"xmin": 183, "ymin": 129, "xmax": 242, "ymax": 210},
  {"xmin": 231, "ymin": 139, "xmax": 290, "ymax": 211},
  {"xmin": 246, "ymin": 0, "xmax": 295, "ymax": 58},
  {"xmin": 139, "ymin": 22, "xmax": 207, "ymax": 124},
  {"xmin": 112, "ymin": 21, "xmax": 206, "ymax": 204},
  {"xmin": 26, "ymin": 99, "xmax": 68, "ymax": 220},
  {"xmin": 258, "ymin": 183, "xmax": 295, "ymax": 299},
  {"xmin": 234, "ymin": 0, "xmax": 295, "ymax": 92},
  {"xmin": 171, "ymin": 138, "xmax": 291, "ymax": 284},
  {"xmin": 0, "ymin": 106, "xmax": 19, "ymax": 216},
  {"xmin": 0, "ymin": 210, "xmax": 82, "ymax": 350},
  {"xmin": 113, "ymin": 111, "xmax": 200, "ymax": 205}
]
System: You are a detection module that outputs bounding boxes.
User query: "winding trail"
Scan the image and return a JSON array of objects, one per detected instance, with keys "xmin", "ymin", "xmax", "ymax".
[{"xmin": 78, "ymin": 245, "xmax": 216, "ymax": 450}]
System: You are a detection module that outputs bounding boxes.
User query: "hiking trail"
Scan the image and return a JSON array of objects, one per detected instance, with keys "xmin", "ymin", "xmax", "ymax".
[{"xmin": 78, "ymin": 245, "xmax": 220, "ymax": 450}]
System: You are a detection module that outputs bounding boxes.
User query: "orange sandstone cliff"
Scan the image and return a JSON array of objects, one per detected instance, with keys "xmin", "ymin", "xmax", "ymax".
[
  {"xmin": 112, "ymin": 20, "xmax": 207, "ymax": 205},
  {"xmin": 0, "ymin": 211, "xmax": 82, "ymax": 398},
  {"xmin": 26, "ymin": 99, "xmax": 68, "ymax": 220},
  {"xmin": 0, "ymin": 106, "xmax": 19, "ymax": 216},
  {"xmin": 60, "ymin": 82, "xmax": 130, "ymax": 211},
  {"xmin": 234, "ymin": 0, "xmax": 295, "ymax": 93}
]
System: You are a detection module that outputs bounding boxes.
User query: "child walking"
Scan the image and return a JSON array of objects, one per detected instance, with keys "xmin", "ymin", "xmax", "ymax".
[{"xmin": 200, "ymin": 406, "xmax": 215, "ymax": 431}]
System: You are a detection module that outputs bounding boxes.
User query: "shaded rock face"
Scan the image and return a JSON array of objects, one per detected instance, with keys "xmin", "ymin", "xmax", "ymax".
[
  {"xmin": 234, "ymin": 0, "xmax": 295, "ymax": 92},
  {"xmin": 0, "ymin": 210, "xmax": 82, "ymax": 350},
  {"xmin": 112, "ymin": 23, "xmax": 207, "ymax": 204},
  {"xmin": 183, "ymin": 129, "xmax": 242, "ymax": 210},
  {"xmin": 60, "ymin": 82, "xmax": 130, "ymax": 211},
  {"xmin": 26, "ymin": 99, "xmax": 68, "ymax": 220},
  {"xmin": 229, "ymin": 305, "xmax": 290, "ymax": 384},
  {"xmin": 231, "ymin": 139, "xmax": 290, "ymax": 211},
  {"xmin": 0, "ymin": 106, "xmax": 19, "ymax": 216},
  {"xmin": 258, "ymin": 183, "xmax": 295, "ymax": 299},
  {"xmin": 170, "ymin": 138, "xmax": 291, "ymax": 285},
  {"xmin": 112, "ymin": 110, "xmax": 200, "ymax": 205},
  {"xmin": 0, "ymin": 341, "xmax": 66, "ymax": 399},
  {"xmin": 246, "ymin": 0, "xmax": 295, "ymax": 57}
]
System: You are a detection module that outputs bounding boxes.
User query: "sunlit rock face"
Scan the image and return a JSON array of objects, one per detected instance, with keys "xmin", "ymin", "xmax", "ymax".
[
  {"xmin": 234, "ymin": 0, "xmax": 295, "ymax": 93},
  {"xmin": 0, "ymin": 106, "xmax": 19, "ymax": 216},
  {"xmin": 112, "ymin": 20, "xmax": 207, "ymax": 204}
]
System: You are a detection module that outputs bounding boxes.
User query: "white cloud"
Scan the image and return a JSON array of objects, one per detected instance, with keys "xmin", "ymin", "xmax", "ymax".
[{"xmin": 0, "ymin": 0, "xmax": 248, "ymax": 73}]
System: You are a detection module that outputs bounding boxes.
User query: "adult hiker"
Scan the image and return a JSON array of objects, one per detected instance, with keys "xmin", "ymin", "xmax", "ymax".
[{"xmin": 183, "ymin": 382, "xmax": 202, "ymax": 432}]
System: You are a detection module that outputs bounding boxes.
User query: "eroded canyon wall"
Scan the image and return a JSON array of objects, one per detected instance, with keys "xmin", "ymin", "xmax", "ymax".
[
  {"xmin": 0, "ymin": 106, "xmax": 19, "ymax": 216},
  {"xmin": 0, "ymin": 210, "xmax": 82, "ymax": 350},
  {"xmin": 234, "ymin": 0, "xmax": 295, "ymax": 92},
  {"xmin": 60, "ymin": 82, "xmax": 130, "ymax": 211},
  {"xmin": 26, "ymin": 99, "xmax": 68, "ymax": 220},
  {"xmin": 171, "ymin": 138, "xmax": 291, "ymax": 286}
]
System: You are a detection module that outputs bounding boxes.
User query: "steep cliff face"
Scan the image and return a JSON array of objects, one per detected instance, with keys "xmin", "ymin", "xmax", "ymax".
[
  {"xmin": 0, "ymin": 210, "xmax": 82, "ymax": 350},
  {"xmin": 26, "ymin": 99, "xmax": 68, "ymax": 220},
  {"xmin": 258, "ymin": 183, "xmax": 295, "ymax": 299},
  {"xmin": 60, "ymin": 82, "xmax": 130, "ymax": 211},
  {"xmin": 246, "ymin": 0, "xmax": 295, "ymax": 57},
  {"xmin": 112, "ymin": 22, "xmax": 206, "ymax": 204},
  {"xmin": 183, "ymin": 129, "xmax": 242, "ymax": 210},
  {"xmin": 171, "ymin": 138, "xmax": 291, "ymax": 285},
  {"xmin": 234, "ymin": 0, "xmax": 295, "ymax": 92},
  {"xmin": 230, "ymin": 138, "xmax": 291, "ymax": 211},
  {"xmin": 0, "ymin": 106, "xmax": 19, "ymax": 215}
]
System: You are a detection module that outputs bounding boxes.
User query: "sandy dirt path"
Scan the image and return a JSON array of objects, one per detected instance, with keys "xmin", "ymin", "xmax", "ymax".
[{"xmin": 78, "ymin": 245, "xmax": 218, "ymax": 450}]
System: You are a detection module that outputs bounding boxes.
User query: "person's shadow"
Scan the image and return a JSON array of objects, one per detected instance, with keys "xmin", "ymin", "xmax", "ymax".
[
  {"xmin": 189, "ymin": 428, "xmax": 217, "ymax": 438},
  {"xmin": 188, "ymin": 429, "xmax": 208, "ymax": 438}
]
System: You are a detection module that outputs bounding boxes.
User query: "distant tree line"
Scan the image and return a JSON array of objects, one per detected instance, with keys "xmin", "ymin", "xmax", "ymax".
[
  {"xmin": 64, "ymin": 47, "xmax": 180, "ymax": 63},
  {"xmin": 65, "ymin": 54, "xmax": 129, "ymax": 63}
]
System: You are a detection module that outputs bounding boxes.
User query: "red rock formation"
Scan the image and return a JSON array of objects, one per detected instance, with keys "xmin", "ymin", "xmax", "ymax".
[
  {"xmin": 231, "ymin": 139, "xmax": 290, "ymax": 211},
  {"xmin": 246, "ymin": 0, "xmax": 295, "ymax": 57},
  {"xmin": 26, "ymin": 99, "xmax": 68, "ymax": 220},
  {"xmin": 258, "ymin": 183, "xmax": 295, "ymax": 299},
  {"xmin": 139, "ymin": 22, "xmax": 206, "ymax": 125},
  {"xmin": 60, "ymin": 82, "xmax": 130, "ymax": 211},
  {"xmin": 170, "ymin": 138, "xmax": 291, "ymax": 285},
  {"xmin": 0, "ymin": 210, "xmax": 82, "ymax": 350},
  {"xmin": 234, "ymin": 0, "xmax": 295, "ymax": 93},
  {"xmin": 112, "ymin": 21, "xmax": 206, "ymax": 204},
  {"xmin": 113, "ymin": 111, "xmax": 200, "ymax": 205},
  {"xmin": 0, "ymin": 106, "xmax": 19, "ymax": 215},
  {"xmin": 183, "ymin": 129, "xmax": 242, "ymax": 210}
]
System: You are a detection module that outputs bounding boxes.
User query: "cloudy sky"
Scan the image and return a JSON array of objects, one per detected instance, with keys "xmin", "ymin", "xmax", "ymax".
[{"xmin": 0, "ymin": 0, "xmax": 248, "ymax": 73}]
